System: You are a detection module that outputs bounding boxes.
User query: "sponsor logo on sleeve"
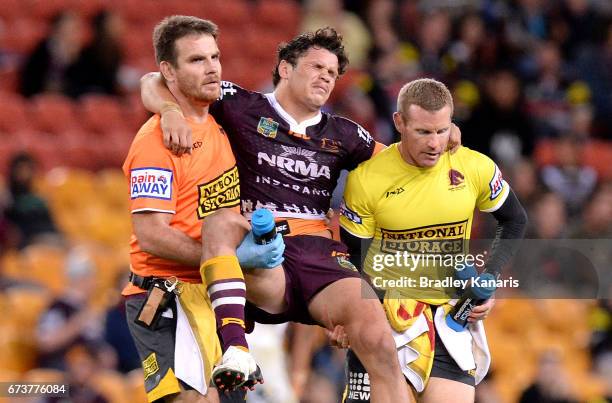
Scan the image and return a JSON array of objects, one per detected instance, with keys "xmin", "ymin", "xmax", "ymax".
[
  {"xmin": 340, "ymin": 200, "xmax": 362, "ymax": 224},
  {"xmin": 357, "ymin": 125, "xmax": 373, "ymax": 145},
  {"xmin": 197, "ymin": 166, "xmax": 240, "ymax": 218},
  {"xmin": 130, "ymin": 168, "xmax": 173, "ymax": 200},
  {"xmin": 489, "ymin": 165, "xmax": 505, "ymax": 200},
  {"xmin": 219, "ymin": 81, "xmax": 237, "ymax": 98}
]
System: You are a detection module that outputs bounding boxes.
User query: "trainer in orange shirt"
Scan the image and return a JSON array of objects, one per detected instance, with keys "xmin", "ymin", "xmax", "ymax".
[{"xmin": 122, "ymin": 16, "xmax": 283, "ymax": 403}]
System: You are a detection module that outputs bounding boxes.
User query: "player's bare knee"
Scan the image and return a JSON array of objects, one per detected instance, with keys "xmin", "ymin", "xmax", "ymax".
[{"xmin": 360, "ymin": 323, "xmax": 395, "ymax": 353}]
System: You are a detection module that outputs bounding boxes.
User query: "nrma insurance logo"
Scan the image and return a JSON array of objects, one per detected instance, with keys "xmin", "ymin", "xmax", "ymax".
[
  {"xmin": 130, "ymin": 168, "xmax": 173, "ymax": 200},
  {"xmin": 258, "ymin": 146, "xmax": 331, "ymax": 183}
]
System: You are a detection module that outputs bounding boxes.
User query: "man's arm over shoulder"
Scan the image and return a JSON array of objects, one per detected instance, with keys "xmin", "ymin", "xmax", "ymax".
[{"xmin": 140, "ymin": 72, "xmax": 194, "ymax": 156}]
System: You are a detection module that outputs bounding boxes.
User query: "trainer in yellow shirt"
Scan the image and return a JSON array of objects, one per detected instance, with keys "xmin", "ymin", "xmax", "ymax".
[
  {"xmin": 339, "ymin": 78, "xmax": 527, "ymax": 403},
  {"xmin": 340, "ymin": 144, "xmax": 509, "ymax": 302}
]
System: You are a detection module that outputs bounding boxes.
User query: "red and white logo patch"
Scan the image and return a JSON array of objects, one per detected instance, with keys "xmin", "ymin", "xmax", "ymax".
[{"xmin": 489, "ymin": 165, "xmax": 504, "ymax": 200}]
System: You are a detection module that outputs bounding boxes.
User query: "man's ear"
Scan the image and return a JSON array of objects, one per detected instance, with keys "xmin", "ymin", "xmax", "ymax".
[
  {"xmin": 392, "ymin": 111, "xmax": 404, "ymax": 133},
  {"xmin": 278, "ymin": 60, "xmax": 292, "ymax": 81},
  {"xmin": 159, "ymin": 61, "xmax": 176, "ymax": 83}
]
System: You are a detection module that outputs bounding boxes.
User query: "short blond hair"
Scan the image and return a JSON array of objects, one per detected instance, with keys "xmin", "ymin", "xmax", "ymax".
[{"xmin": 397, "ymin": 78, "xmax": 453, "ymax": 118}]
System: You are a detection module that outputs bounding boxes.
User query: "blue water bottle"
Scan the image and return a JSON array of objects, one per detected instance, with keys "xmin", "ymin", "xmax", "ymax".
[
  {"xmin": 251, "ymin": 208, "xmax": 277, "ymax": 245},
  {"xmin": 454, "ymin": 263, "xmax": 478, "ymax": 285},
  {"xmin": 446, "ymin": 273, "xmax": 497, "ymax": 332}
]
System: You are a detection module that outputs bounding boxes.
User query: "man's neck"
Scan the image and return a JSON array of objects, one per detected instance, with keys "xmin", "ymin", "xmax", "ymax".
[
  {"xmin": 168, "ymin": 86, "xmax": 209, "ymax": 123},
  {"xmin": 273, "ymin": 87, "xmax": 319, "ymax": 124}
]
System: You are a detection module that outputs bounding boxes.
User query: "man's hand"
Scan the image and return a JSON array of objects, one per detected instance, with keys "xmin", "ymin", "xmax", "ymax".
[
  {"xmin": 161, "ymin": 109, "xmax": 192, "ymax": 156},
  {"xmin": 236, "ymin": 232, "xmax": 285, "ymax": 269},
  {"xmin": 467, "ymin": 298, "xmax": 495, "ymax": 323},
  {"xmin": 326, "ymin": 325, "xmax": 350, "ymax": 349},
  {"xmin": 448, "ymin": 123, "xmax": 462, "ymax": 154}
]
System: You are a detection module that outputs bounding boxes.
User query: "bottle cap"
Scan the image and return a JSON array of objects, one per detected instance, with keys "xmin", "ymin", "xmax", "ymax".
[
  {"xmin": 251, "ymin": 208, "xmax": 275, "ymax": 236},
  {"xmin": 471, "ymin": 273, "xmax": 497, "ymax": 299},
  {"xmin": 455, "ymin": 263, "xmax": 477, "ymax": 281}
]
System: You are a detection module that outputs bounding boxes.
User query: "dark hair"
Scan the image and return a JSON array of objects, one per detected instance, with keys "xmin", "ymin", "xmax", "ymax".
[
  {"xmin": 272, "ymin": 27, "xmax": 349, "ymax": 86},
  {"xmin": 153, "ymin": 15, "xmax": 218, "ymax": 66}
]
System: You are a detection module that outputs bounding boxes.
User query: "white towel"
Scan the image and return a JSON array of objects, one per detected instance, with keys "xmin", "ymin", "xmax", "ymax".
[
  {"xmin": 391, "ymin": 304, "xmax": 492, "ymax": 391},
  {"xmin": 391, "ymin": 312, "xmax": 430, "ymax": 392},
  {"xmin": 433, "ymin": 305, "xmax": 491, "ymax": 385},
  {"xmin": 174, "ymin": 298, "xmax": 208, "ymax": 395}
]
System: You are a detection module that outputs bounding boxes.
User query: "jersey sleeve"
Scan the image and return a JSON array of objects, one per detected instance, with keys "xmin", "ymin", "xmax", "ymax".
[
  {"xmin": 339, "ymin": 168, "xmax": 376, "ymax": 238},
  {"xmin": 472, "ymin": 151, "xmax": 510, "ymax": 212},
  {"xmin": 124, "ymin": 130, "xmax": 179, "ymax": 214},
  {"xmin": 342, "ymin": 120, "xmax": 377, "ymax": 171}
]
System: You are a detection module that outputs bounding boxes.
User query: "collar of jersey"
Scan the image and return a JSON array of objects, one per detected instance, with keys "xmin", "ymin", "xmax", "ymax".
[
  {"xmin": 392, "ymin": 143, "xmax": 447, "ymax": 173},
  {"xmin": 264, "ymin": 92, "xmax": 322, "ymax": 133}
]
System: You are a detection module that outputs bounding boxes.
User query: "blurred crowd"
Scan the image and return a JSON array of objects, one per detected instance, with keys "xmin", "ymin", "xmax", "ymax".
[{"xmin": 0, "ymin": 1, "xmax": 611, "ymax": 402}]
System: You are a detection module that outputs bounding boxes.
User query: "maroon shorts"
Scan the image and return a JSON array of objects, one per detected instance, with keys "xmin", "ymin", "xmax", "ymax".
[{"xmin": 245, "ymin": 235, "xmax": 361, "ymax": 325}]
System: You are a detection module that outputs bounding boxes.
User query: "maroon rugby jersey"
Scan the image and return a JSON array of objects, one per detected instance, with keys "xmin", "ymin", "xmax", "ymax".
[{"xmin": 209, "ymin": 81, "xmax": 376, "ymax": 221}]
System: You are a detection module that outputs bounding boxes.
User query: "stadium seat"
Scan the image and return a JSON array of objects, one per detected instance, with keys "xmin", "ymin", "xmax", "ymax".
[
  {"xmin": 28, "ymin": 0, "xmax": 78, "ymax": 20},
  {"xmin": 11, "ymin": 128, "xmax": 64, "ymax": 171},
  {"xmin": 113, "ymin": 0, "xmax": 160, "ymax": 26},
  {"xmin": 3, "ymin": 288, "xmax": 51, "ymax": 364},
  {"xmin": 74, "ymin": 0, "xmax": 107, "ymax": 18},
  {"xmin": 245, "ymin": 27, "xmax": 284, "ymax": 63},
  {"xmin": 79, "ymin": 95, "xmax": 127, "ymax": 134},
  {"xmin": 0, "ymin": 92, "xmax": 31, "ymax": 133},
  {"xmin": 102, "ymin": 130, "xmax": 134, "ymax": 167},
  {"xmin": 255, "ymin": 0, "xmax": 302, "ymax": 35},
  {"xmin": 31, "ymin": 94, "xmax": 81, "ymax": 135},
  {"xmin": 0, "ymin": 368, "xmax": 21, "ymax": 382},
  {"xmin": 97, "ymin": 169, "xmax": 128, "ymax": 210},
  {"xmin": 0, "ymin": 0, "xmax": 26, "ymax": 21},
  {"xmin": 1, "ymin": 18, "xmax": 47, "ymax": 54},
  {"xmin": 20, "ymin": 244, "xmax": 67, "ymax": 294},
  {"xmin": 22, "ymin": 368, "xmax": 65, "ymax": 383},
  {"xmin": 56, "ymin": 129, "xmax": 101, "ymax": 170},
  {"xmin": 0, "ymin": 63, "xmax": 20, "ymax": 93},
  {"xmin": 203, "ymin": 0, "xmax": 250, "ymax": 27}
]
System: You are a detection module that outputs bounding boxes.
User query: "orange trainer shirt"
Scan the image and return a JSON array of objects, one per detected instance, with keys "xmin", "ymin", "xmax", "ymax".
[{"xmin": 122, "ymin": 114, "xmax": 239, "ymax": 295}]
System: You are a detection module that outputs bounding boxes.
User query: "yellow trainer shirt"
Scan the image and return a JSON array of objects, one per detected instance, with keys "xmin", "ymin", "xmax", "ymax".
[{"xmin": 339, "ymin": 144, "xmax": 509, "ymax": 303}]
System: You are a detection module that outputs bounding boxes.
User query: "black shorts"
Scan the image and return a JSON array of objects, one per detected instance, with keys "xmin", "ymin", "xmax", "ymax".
[
  {"xmin": 125, "ymin": 294, "xmax": 245, "ymax": 403},
  {"xmin": 246, "ymin": 235, "xmax": 361, "ymax": 325},
  {"xmin": 343, "ymin": 333, "xmax": 475, "ymax": 402},
  {"xmin": 430, "ymin": 330, "xmax": 476, "ymax": 386}
]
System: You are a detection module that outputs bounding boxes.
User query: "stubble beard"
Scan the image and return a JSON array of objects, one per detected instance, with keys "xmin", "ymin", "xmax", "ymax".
[{"xmin": 178, "ymin": 78, "xmax": 219, "ymax": 105}]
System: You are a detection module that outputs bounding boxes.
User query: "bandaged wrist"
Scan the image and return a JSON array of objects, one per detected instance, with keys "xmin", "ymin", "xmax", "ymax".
[{"xmin": 160, "ymin": 101, "xmax": 183, "ymax": 116}]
